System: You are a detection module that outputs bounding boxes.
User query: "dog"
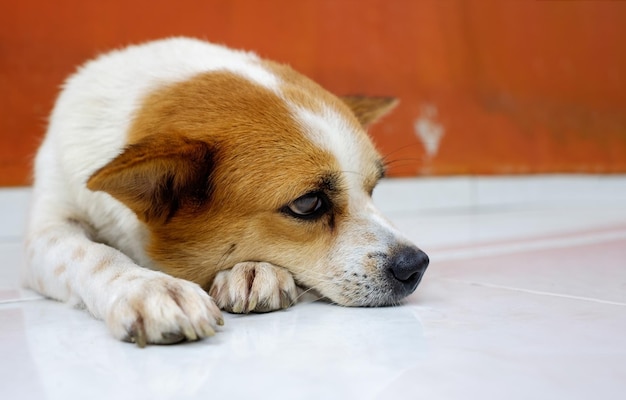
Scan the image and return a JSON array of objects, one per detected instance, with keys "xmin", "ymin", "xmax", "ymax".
[{"xmin": 23, "ymin": 37, "xmax": 429, "ymax": 347}]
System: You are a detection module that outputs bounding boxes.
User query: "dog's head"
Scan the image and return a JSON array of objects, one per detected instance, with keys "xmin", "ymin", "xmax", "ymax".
[{"xmin": 87, "ymin": 61, "xmax": 428, "ymax": 306}]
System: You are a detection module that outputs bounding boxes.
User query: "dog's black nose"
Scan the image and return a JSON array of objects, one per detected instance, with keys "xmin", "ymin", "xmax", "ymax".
[{"xmin": 389, "ymin": 246, "xmax": 429, "ymax": 295}]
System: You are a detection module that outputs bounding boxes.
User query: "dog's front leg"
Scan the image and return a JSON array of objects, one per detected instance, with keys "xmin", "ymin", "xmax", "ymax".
[
  {"xmin": 23, "ymin": 219, "xmax": 223, "ymax": 347},
  {"xmin": 209, "ymin": 262, "xmax": 298, "ymax": 313}
]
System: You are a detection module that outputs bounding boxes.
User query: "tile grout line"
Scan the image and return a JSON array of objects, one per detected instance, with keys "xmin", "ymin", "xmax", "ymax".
[
  {"xmin": 430, "ymin": 228, "xmax": 626, "ymax": 261},
  {"xmin": 447, "ymin": 279, "xmax": 626, "ymax": 306},
  {"xmin": 0, "ymin": 296, "xmax": 45, "ymax": 305},
  {"xmin": 429, "ymin": 224, "xmax": 626, "ymax": 252}
]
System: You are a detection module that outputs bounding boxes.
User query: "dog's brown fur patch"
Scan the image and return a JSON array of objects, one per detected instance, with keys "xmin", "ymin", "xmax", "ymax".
[{"xmin": 87, "ymin": 65, "xmax": 396, "ymax": 290}]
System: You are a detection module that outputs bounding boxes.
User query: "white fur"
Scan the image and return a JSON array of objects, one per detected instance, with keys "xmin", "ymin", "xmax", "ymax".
[{"xmin": 292, "ymin": 104, "xmax": 366, "ymax": 191}]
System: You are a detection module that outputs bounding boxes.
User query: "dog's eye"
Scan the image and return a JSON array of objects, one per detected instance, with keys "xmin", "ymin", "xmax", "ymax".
[
  {"xmin": 282, "ymin": 192, "xmax": 328, "ymax": 220},
  {"xmin": 289, "ymin": 194, "xmax": 323, "ymax": 216}
]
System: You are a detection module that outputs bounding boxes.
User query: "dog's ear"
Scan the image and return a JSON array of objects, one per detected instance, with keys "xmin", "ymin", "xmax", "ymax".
[
  {"xmin": 87, "ymin": 136, "xmax": 215, "ymax": 224},
  {"xmin": 340, "ymin": 96, "xmax": 399, "ymax": 129}
]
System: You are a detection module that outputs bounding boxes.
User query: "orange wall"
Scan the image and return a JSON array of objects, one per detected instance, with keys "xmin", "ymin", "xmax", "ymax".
[{"xmin": 1, "ymin": 0, "xmax": 625, "ymax": 186}]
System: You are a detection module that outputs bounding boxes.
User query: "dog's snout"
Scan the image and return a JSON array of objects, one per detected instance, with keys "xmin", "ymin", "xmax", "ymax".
[{"xmin": 389, "ymin": 246, "xmax": 429, "ymax": 295}]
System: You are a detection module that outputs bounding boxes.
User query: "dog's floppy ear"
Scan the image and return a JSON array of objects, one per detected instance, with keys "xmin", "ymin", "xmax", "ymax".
[
  {"xmin": 340, "ymin": 96, "xmax": 399, "ymax": 128},
  {"xmin": 87, "ymin": 136, "xmax": 215, "ymax": 224}
]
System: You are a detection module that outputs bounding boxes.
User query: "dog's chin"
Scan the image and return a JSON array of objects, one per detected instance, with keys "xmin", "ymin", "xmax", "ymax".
[
  {"xmin": 312, "ymin": 285, "xmax": 420, "ymax": 308},
  {"xmin": 315, "ymin": 295, "xmax": 409, "ymax": 308}
]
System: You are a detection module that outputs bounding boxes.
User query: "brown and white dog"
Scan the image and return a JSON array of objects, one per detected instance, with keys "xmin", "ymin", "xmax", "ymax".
[{"xmin": 24, "ymin": 38, "xmax": 429, "ymax": 347}]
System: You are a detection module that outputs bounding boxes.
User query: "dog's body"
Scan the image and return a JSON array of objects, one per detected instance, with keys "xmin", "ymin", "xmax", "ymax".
[{"xmin": 24, "ymin": 38, "xmax": 428, "ymax": 346}]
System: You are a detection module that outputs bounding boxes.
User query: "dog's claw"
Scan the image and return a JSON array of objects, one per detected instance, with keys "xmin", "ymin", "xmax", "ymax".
[
  {"xmin": 231, "ymin": 301, "xmax": 245, "ymax": 314},
  {"xmin": 280, "ymin": 290, "xmax": 291, "ymax": 309},
  {"xmin": 179, "ymin": 320, "xmax": 197, "ymax": 342},
  {"xmin": 128, "ymin": 321, "xmax": 147, "ymax": 348},
  {"xmin": 247, "ymin": 295, "xmax": 258, "ymax": 312},
  {"xmin": 161, "ymin": 332, "xmax": 186, "ymax": 344},
  {"xmin": 200, "ymin": 324, "xmax": 216, "ymax": 337}
]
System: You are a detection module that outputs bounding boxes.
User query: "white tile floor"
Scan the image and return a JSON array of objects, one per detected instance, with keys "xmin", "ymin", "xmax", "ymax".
[{"xmin": 1, "ymin": 176, "xmax": 625, "ymax": 400}]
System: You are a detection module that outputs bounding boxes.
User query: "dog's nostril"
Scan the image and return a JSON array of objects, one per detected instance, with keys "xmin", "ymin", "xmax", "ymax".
[
  {"xmin": 394, "ymin": 270, "xmax": 418, "ymax": 283},
  {"xmin": 389, "ymin": 247, "xmax": 429, "ymax": 290},
  {"xmin": 392, "ymin": 266, "xmax": 415, "ymax": 283}
]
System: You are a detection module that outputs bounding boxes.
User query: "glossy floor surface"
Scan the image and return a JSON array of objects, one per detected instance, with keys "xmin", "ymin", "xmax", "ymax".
[{"xmin": 2, "ymin": 176, "xmax": 625, "ymax": 400}]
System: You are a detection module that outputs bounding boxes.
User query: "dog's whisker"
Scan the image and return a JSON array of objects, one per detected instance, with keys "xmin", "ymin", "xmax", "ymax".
[
  {"xmin": 381, "ymin": 143, "xmax": 425, "ymax": 159},
  {"xmin": 216, "ymin": 244, "xmax": 237, "ymax": 270},
  {"xmin": 384, "ymin": 156, "xmax": 428, "ymax": 165},
  {"xmin": 381, "ymin": 143, "xmax": 428, "ymax": 170},
  {"xmin": 291, "ymin": 286, "xmax": 321, "ymax": 306}
]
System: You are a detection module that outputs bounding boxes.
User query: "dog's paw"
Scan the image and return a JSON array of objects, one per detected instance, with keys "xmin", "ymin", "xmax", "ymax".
[
  {"xmin": 209, "ymin": 262, "xmax": 298, "ymax": 313},
  {"xmin": 105, "ymin": 276, "xmax": 223, "ymax": 347}
]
